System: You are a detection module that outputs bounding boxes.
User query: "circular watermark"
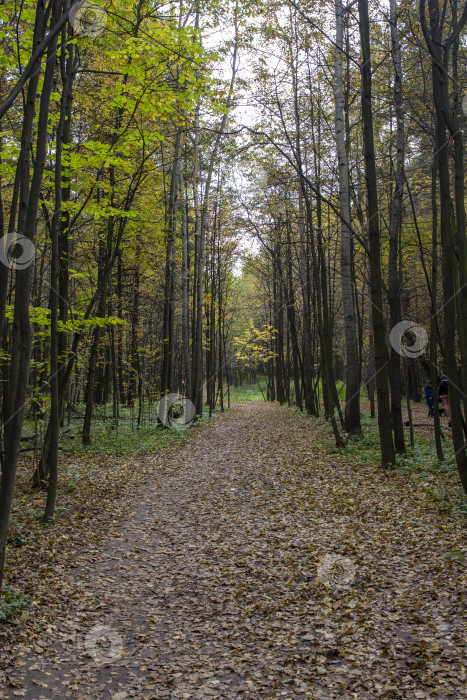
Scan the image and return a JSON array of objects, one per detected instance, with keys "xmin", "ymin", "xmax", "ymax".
[
  {"xmin": 158, "ymin": 392, "xmax": 196, "ymax": 430},
  {"xmin": 0, "ymin": 232, "xmax": 35, "ymax": 270},
  {"xmin": 317, "ymin": 554, "xmax": 356, "ymax": 591},
  {"xmin": 389, "ymin": 321, "xmax": 428, "ymax": 359},
  {"xmin": 84, "ymin": 624, "xmax": 123, "ymax": 664},
  {"xmin": 69, "ymin": 0, "xmax": 107, "ymax": 37}
]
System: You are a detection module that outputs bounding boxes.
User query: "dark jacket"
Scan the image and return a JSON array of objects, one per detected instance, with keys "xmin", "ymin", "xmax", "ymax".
[{"xmin": 438, "ymin": 380, "xmax": 448, "ymax": 397}]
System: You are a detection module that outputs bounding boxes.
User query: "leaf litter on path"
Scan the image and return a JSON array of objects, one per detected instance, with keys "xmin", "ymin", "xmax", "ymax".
[{"xmin": 0, "ymin": 402, "xmax": 466, "ymax": 698}]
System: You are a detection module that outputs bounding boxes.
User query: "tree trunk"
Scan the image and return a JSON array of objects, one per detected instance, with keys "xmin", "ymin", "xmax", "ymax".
[
  {"xmin": 180, "ymin": 165, "xmax": 191, "ymax": 398},
  {"xmin": 43, "ymin": 12, "xmax": 73, "ymax": 520},
  {"xmin": 358, "ymin": 0, "xmax": 395, "ymax": 466},
  {"xmin": 161, "ymin": 132, "xmax": 181, "ymax": 398},
  {"xmin": 430, "ymin": 160, "xmax": 444, "ymax": 460},
  {"xmin": 387, "ymin": 0, "xmax": 406, "ymax": 454},
  {"xmin": 286, "ymin": 222, "xmax": 302, "ymax": 411},
  {"xmin": 334, "ymin": 0, "xmax": 361, "ymax": 435},
  {"xmin": 298, "ymin": 194, "xmax": 316, "ymax": 414}
]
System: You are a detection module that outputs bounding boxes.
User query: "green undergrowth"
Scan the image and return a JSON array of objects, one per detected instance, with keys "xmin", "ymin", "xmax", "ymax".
[
  {"xmin": 63, "ymin": 420, "xmax": 193, "ymax": 457},
  {"xmin": 23, "ymin": 405, "xmax": 214, "ymax": 458},
  {"xmin": 0, "ymin": 585, "xmax": 31, "ymax": 622},
  {"xmin": 229, "ymin": 381, "xmax": 266, "ymax": 402}
]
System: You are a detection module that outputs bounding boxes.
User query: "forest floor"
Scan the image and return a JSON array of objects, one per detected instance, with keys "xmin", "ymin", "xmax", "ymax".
[{"xmin": 0, "ymin": 401, "xmax": 466, "ymax": 699}]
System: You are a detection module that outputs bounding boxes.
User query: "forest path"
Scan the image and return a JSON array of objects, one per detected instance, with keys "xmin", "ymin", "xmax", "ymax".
[{"xmin": 1, "ymin": 402, "xmax": 466, "ymax": 699}]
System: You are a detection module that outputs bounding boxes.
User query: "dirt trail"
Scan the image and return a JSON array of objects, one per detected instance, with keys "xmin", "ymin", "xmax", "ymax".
[{"xmin": 1, "ymin": 402, "xmax": 466, "ymax": 699}]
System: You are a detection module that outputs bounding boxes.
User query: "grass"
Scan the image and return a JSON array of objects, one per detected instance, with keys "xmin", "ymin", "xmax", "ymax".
[
  {"xmin": 229, "ymin": 380, "xmax": 266, "ymax": 402},
  {"xmin": 226, "ymin": 376, "xmax": 352, "ymax": 404}
]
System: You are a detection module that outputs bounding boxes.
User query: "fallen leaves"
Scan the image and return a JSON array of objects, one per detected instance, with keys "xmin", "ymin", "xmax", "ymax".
[{"xmin": 0, "ymin": 402, "xmax": 466, "ymax": 698}]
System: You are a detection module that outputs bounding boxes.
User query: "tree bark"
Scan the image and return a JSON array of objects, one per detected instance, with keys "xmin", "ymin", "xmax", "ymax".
[
  {"xmin": 387, "ymin": 0, "xmax": 406, "ymax": 454},
  {"xmin": 161, "ymin": 132, "xmax": 181, "ymax": 398},
  {"xmin": 430, "ymin": 160, "xmax": 444, "ymax": 461},
  {"xmin": 334, "ymin": 0, "xmax": 361, "ymax": 435},
  {"xmin": 358, "ymin": 0, "xmax": 395, "ymax": 466}
]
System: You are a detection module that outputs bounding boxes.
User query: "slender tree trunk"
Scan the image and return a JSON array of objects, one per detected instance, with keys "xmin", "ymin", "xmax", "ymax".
[
  {"xmin": 82, "ymin": 213, "xmax": 112, "ymax": 445},
  {"xmin": 334, "ymin": 0, "xmax": 361, "ymax": 435},
  {"xmin": 161, "ymin": 132, "xmax": 181, "ymax": 398},
  {"xmin": 180, "ymin": 165, "xmax": 191, "ymax": 398},
  {"xmin": 273, "ymin": 247, "xmax": 285, "ymax": 405},
  {"xmin": 298, "ymin": 194, "xmax": 315, "ymax": 414},
  {"xmin": 117, "ymin": 250, "xmax": 125, "ymax": 403},
  {"xmin": 387, "ymin": 0, "xmax": 406, "ymax": 454},
  {"xmin": 43, "ymin": 14, "xmax": 73, "ymax": 520},
  {"xmin": 367, "ymin": 281, "xmax": 376, "ymax": 418},
  {"xmin": 82, "ymin": 303, "xmax": 106, "ymax": 445},
  {"xmin": 358, "ymin": 0, "xmax": 395, "ymax": 466},
  {"xmin": 218, "ymin": 243, "xmax": 224, "ymax": 412},
  {"xmin": 129, "ymin": 266, "xmax": 140, "ymax": 407},
  {"xmin": 430, "ymin": 160, "xmax": 444, "ymax": 460},
  {"xmin": 286, "ymin": 222, "xmax": 302, "ymax": 411}
]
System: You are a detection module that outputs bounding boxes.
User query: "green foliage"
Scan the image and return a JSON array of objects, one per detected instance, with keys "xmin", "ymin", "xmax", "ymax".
[
  {"xmin": 6, "ymin": 519, "xmax": 32, "ymax": 549},
  {"xmin": 6, "ymin": 306, "xmax": 126, "ymax": 338},
  {"xmin": 62, "ymin": 463, "xmax": 82, "ymax": 493},
  {"xmin": 0, "ymin": 586, "xmax": 31, "ymax": 622}
]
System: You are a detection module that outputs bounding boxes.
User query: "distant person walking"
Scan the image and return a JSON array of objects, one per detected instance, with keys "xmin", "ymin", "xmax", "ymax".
[
  {"xmin": 438, "ymin": 375, "xmax": 449, "ymax": 418},
  {"xmin": 424, "ymin": 379, "xmax": 434, "ymax": 417}
]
